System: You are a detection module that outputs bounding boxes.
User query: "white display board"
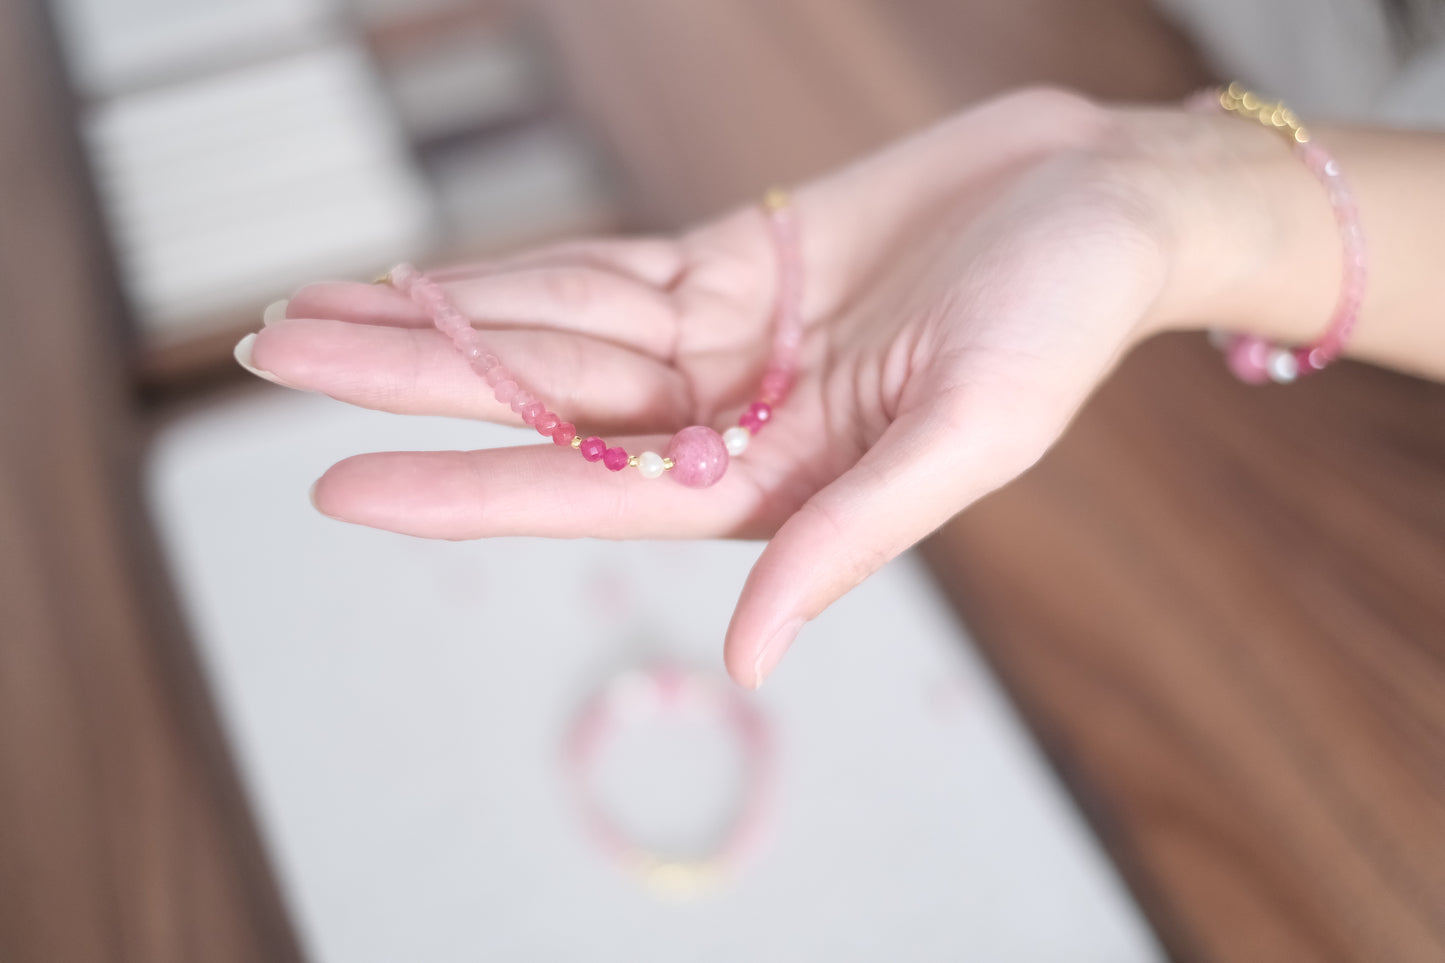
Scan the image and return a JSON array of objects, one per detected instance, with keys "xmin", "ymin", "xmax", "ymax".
[{"xmin": 146, "ymin": 390, "xmax": 1163, "ymax": 962}]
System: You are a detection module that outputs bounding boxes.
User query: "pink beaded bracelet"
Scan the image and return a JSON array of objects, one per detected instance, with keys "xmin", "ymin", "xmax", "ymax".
[
  {"xmin": 381, "ymin": 188, "xmax": 804, "ymax": 487},
  {"xmin": 564, "ymin": 663, "xmax": 775, "ymax": 898},
  {"xmin": 1195, "ymin": 83, "xmax": 1366, "ymax": 384}
]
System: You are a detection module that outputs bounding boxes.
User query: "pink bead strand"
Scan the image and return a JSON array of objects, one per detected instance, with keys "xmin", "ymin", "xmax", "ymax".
[
  {"xmin": 1191, "ymin": 86, "xmax": 1366, "ymax": 384},
  {"xmin": 382, "ymin": 188, "xmax": 805, "ymax": 487}
]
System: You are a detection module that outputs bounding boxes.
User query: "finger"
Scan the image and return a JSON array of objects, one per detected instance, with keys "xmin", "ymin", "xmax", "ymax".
[
  {"xmin": 430, "ymin": 237, "xmax": 686, "ymax": 288},
  {"xmin": 722, "ymin": 399, "xmax": 988, "ymax": 689},
  {"xmin": 283, "ymin": 264, "xmax": 680, "ymax": 358},
  {"xmin": 311, "ymin": 436, "xmax": 768, "ymax": 541},
  {"xmin": 250, "ymin": 317, "xmax": 693, "ymax": 431}
]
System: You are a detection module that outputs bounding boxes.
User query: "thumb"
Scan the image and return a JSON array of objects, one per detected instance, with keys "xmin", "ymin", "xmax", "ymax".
[{"xmin": 723, "ymin": 396, "xmax": 996, "ymax": 688}]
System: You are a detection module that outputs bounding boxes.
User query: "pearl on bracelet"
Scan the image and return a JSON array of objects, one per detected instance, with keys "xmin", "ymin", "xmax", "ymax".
[{"xmin": 723, "ymin": 426, "xmax": 751, "ymax": 456}]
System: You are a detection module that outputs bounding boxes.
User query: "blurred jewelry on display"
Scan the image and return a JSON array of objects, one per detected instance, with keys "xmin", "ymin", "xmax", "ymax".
[
  {"xmin": 379, "ymin": 189, "xmax": 805, "ymax": 487},
  {"xmin": 563, "ymin": 664, "xmax": 775, "ymax": 899},
  {"xmin": 1193, "ymin": 83, "xmax": 1366, "ymax": 385}
]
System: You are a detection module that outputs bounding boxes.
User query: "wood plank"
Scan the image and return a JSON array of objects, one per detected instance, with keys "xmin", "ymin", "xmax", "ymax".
[{"xmin": 0, "ymin": 3, "xmax": 302, "ymax": 961}]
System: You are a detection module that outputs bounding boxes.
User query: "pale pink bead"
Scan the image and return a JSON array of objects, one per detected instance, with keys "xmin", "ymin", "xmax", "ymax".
[
  {"xmin": 435, "ymin": 305, "xmax": 471, "ymax": 337},
  {"xmin": 388, "ymin": 263, "xmax": 420, "ymax": 293},
  {"xmin": 509, "ymin": 391, "xmax": 536, "ymax": 413},
  {"xmin": 484, "ymin": 365, "xmax": 511, "ymax": 388},
  {"xmin": 1225, "ymin": 335, "xmax": 1271, "ymax": 385},
  {"xmin": 518, "ymin": 401, "xmax": 544, "ymax": 425},
  {"xmin": 494, "ymin": 380, "xmax": 520, "ymax": 404},
  {"xmin": 758, "ymin": 367, "xmax": 793, "ymax": 404},
  {"xmin": 665, "ymin": 426, "xmax": 729, "ymax": 488}
]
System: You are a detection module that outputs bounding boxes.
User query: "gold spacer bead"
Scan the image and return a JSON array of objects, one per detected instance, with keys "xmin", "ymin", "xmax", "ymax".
[
  {"xmin": 662, "ymin": 457, "xmax": 675, "ymax": 471},
  {"xmin": 762, "ymin": 186, "xmax": 790, "ymax": 212},
  {"xmin": 372, "ymin": 270, "xmax": 392, "ymax": 285},
  {"xmin": 628, "ymin": 455, "xmax": 639, "ymax": 468},
  {"xmin": 570, "ymin": 436, "xmax": 582, "ymax": 449}
]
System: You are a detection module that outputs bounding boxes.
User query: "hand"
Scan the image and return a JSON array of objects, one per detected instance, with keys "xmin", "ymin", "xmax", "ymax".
[{"xmin": 247, "ymin": 88, "xmax": 1173, "ymax": 687}]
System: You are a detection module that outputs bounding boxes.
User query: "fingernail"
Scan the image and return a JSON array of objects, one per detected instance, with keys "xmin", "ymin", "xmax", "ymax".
[
  {"xmin": 308, "ymin": 478, "xmax": 325, "ymax": 514},
  {"xmin": 752, "ymin": 617, "xmax": 804, "ymax": 689},
  {"xmin": 233, "ymin": 333, "xmax": 287, "ymax": 386},
  {"xmin": 262, "ymin": 299, "xmax": 289, "ymax": 325}
]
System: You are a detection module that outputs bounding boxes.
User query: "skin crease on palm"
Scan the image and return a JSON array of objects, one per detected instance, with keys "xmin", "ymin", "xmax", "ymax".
[{"xmin": 245, "ymin": 89, "xmax": 1189, "ymax": 689}]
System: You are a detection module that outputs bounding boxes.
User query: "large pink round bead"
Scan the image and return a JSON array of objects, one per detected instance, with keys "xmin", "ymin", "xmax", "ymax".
[{"xmin": 665, "ymin": 426, "xmax": 729, "ymax": 488}]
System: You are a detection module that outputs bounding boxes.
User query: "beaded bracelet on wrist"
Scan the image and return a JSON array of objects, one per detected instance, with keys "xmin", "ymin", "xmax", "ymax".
[{"xmin": 1192, "ymin": 83, "xmax": 1366, "ymax": 384}]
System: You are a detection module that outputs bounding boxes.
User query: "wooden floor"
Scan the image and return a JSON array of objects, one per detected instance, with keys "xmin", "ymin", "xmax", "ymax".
[{"xmin": 2, "ymin": 0, "xmax": 1442, "ymax": 961}]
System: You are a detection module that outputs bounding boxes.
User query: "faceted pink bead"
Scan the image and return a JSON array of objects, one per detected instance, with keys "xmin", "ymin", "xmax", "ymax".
[
  {"xmin": 747, "ymin": 401, "xmax": 772, "ymax": 425},
  {"xmin": 494, "ymin": 380, "xmax": 520, "ymax": 404},
  {"xmin": 1225, "ymin": 335, "xmax": 1271, "ymax": 385},
  {"xmin": 739, "ymin": 410, "xmax": 764, "ymax": 433},
  {"xmin": 518, "ymin": 401, "xmax": 544, "ymax": 425},
  {"xmin": 553, "ymin": 423, "xmax": 577, "ymax": 446},
  {"xmin": 535, "ymin": 412, "xmax": 560, "ymax": 434},
  {"xmin": 580, "ymin": 436, "xmax": 607, "ymax": 461},
  {"xmin": 665, "ymin": 425, "xmax": 729, "ymax": 488},
  {"xmin": 758, "ymin": 367, "xmax": 793, "ymax": 404},
  {"xmin": 509, "ymin": 392, "xmax": 535, "ymax": 413},
  {"xmin": 602, "ymin": 447, "xmax": 629, "ymax": 472},
  {"xmin": 484, "ymin": 366, "xmax": 511, "ymax": 388}
]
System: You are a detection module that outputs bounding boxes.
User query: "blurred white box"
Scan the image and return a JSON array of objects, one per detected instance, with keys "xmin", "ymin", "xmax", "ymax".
[
  {"xmin": 147, "ymin": 391, "xmax": 1164, "ymax": 962},
  {"xmin": 84, "ymin": 46, "xmax": 433, "ymax": 338}
]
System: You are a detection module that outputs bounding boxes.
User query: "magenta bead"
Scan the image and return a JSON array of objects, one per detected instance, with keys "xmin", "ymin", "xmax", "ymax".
[
  {"xmin": 580, "ymin": 436, "xmax": 606, "ymax": 461},
  {"xmin": 748, "ymin": 401, "xmax": 772, "ymax": 425},
  {"xmin": 665, "ymin": 426, "xmax": 729, "ymax": 489},
  {"xmin": 602, "ymin": 447, "xmax": 629, "ymax": 472},
  {"xmin": 553, "ymin": 423, "xmax": 577, "ymax": 446},
  {"xmin": 535, "ymin": 412, "xmax": 560, "ymax": 434},
  {"xmin": 738, "ymin": 410, "xmax": 763, "ymax": 433},
  {"xmin": 1225, "ymin": 335, "xmax": 1271, "ymax": 385}
]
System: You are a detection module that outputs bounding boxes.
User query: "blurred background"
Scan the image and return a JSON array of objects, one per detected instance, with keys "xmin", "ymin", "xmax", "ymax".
[{"xmin": 2, "ymin": 1, "xmax": 1443, "ymax": 961}]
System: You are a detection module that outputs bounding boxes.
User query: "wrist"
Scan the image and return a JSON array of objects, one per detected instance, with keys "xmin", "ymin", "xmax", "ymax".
[{"xmin": 1112, "ymin": 104, "xmax": 1344, "ymax": 349}]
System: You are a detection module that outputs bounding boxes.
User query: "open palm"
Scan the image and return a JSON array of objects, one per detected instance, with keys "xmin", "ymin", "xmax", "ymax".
[{"xmin": 248, "ymin": 89, "xmax": 1168, "ymax": 686}]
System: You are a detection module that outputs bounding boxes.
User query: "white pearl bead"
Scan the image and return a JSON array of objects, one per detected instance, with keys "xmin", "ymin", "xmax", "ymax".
[
  {"xmin": 636, "ymin": 450, "xmax": 666, "ymax": 479},
  {"xmin": 1266, "ymin": 348, "xmax": 1298, "ymax": 384},
  {"xmin": 722, "ymin": 426, "xmax": 750, "ymax": 457}
]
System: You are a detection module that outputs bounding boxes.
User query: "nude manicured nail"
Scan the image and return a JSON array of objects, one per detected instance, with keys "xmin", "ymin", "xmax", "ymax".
[
  {"xmin": 752, "ymin": 617, "xmax": 804, "ymax": 689},
  {"xmin": 233, "ymin": 333, "xmax": 287, "ymax": 385},
  {"xmin": 262, "ymin": 299, "xmax": 289, "ymax": 325}
]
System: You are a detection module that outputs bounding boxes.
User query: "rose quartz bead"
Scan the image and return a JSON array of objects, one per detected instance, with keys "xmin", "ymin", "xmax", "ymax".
[
  {"xmin": 580, "ymin": 436, "xmax": 606, "ymax": 461},
  {"xmin": 553, "ymin": 423, "xmax": 577, "ymax": 445},
  {"xmin": 494, "ymin": 380, "xmax": 520, "ymax": 404},
  {"xmin": 1225, "ymin": 335, "xmax": 1271, "ymax": 385},
  {"xmin": 535, "ymin": 412, "xmax": 560, "ymax": 434},
  {"xmin": 484, "ymin": 366, "xmax": 511, "ymax": 388},
  {"xmin": 665, "ymin": 426, "xmax": 729, "ymax": 488},
  {"xmin": 518, "ymin": 401, "xmax": 544, "ymax": 425},
  {"xmin": 602, "ymin": 447, "xmax": 629, "ymax": 471}
]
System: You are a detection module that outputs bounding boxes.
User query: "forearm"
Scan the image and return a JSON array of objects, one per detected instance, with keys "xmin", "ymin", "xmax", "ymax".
[{"xmin": 1124, "ymin": 106, "xmax": 1445, "ymax": 380}]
